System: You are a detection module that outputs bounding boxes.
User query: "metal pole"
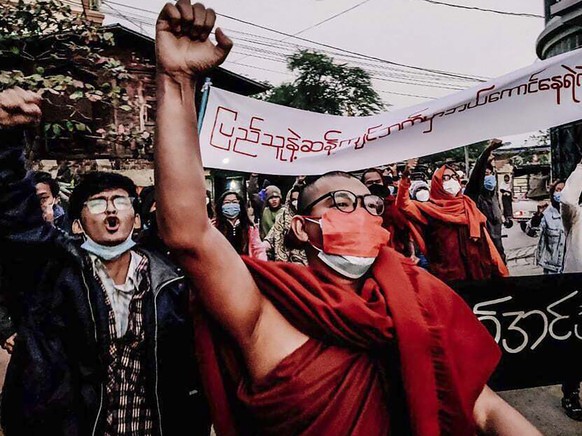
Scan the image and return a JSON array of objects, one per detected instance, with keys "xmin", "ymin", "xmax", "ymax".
[
  {"xmin": 464, "ymin": 145, "xmax": 470, "ymax": 175},
  {"xmin": 197, "ymin": 77, "xmax": 212, "ymax": 132}
]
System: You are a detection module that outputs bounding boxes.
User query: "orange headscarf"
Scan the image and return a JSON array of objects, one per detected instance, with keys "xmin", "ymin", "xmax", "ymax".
[
  {"xmin": 400, "ymin": 165, "xmax": 508, "ymax": 277},
  {"xmin": 420, "ymin": 165, "xmax": 486, "ymax": 240}
]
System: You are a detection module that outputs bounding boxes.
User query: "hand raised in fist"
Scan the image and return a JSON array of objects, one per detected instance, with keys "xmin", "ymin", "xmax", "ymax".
[
  {"xmin": 156, "ymin": 1, "xmax": 233, "ymax": 79},
  {"xmin": 0, "ymin": 87, "xmax": 42, "ymax": 128}
]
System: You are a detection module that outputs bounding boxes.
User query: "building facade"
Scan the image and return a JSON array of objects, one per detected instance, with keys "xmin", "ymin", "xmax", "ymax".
[{"xmin": 537, "ymin": 0, "xmax": 582, "ymax": 179}]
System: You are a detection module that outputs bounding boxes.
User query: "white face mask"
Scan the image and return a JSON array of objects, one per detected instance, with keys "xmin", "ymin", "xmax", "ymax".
[
  {"xmin": 443, "ymin": 179, "xmax": 461, "ymax": 197},
  {"xmin": 416, "ymin": 189, "xmax": 430, "ymax": 202}
]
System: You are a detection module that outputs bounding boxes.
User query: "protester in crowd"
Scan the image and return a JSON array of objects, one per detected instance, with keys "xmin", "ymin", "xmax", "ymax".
[
  {"xmin": 464, "ymin": 139, "xmax": 506, "ymax": 262},
  {"xmin": 407, "ymin": 180, "xmax": 431, "ymax": 269},
  {"xmin": 361, "ymin": 168, "xmax": 414, "ymax": 257},
  {"xmin": 259, "ymin": 185, "xmax": 283, "ymax": 238},
  {"xmin": 264, "ymin": 186, "xmax": 307, "ymax": 264},
  {"xmin": 1, "ymin": 169, "xmax": 71, "ymax": 354},
  {"xmin": 526, "ymin": 180, "xmax": 566, "ymax": 275},
  {"xmin": 499, "ymin": 174, "xmax": 514, "ymax": 222},
  {"xmin": 397, "ymin": 159, "xmax": 509, "ymax": 282},
  {"xmin": 361, "ymin": 167, "xmax": 384, "ymax": 188},
  {"xmin": 136, "ymin": 185, "xmax": 170, "ymax": 255},
  {"xmin": 0, "ymin": 87, "xmax": 210, "ymax": 435},
  {"xmin": 214, "ymin": 190, "xmax": 267, "ymax": 259},
  {"xmin": 410, "ymin": 180, "xmax": 430, "ymax": 202},
  {"xmin": 247, "ymin": 173, "xmax": 269, "ymax": 222},
  {"xmin": 557, "ymin": 161, "xmax": 582, "ymax": 421},
  {"xmin": 461, "ymin": 178, "xmax": 469, "ymax": 194},
  {"xmin": 206, "ymin": 189, "xmax": 214, "ymax": 219},
  {"xmin": 153, "ymin": 5, "xmax": 539, "ymax": 434},
  {"xmin": 31, "ymin": 170, "xmax": 68, "ymax": 230}
]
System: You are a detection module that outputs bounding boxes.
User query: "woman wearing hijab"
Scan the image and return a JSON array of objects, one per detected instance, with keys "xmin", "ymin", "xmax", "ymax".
[
  {"xmin": 214, "ymin": 191, "xmax": 267, "ymax": 260},
  {"xmin": 397, "ymin": 160, "xmax": 508, "ymax": 282}
]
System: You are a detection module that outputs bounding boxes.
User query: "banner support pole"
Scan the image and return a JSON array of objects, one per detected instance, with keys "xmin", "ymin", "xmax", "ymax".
[{"xmin": 197, "ymin": 77, "xmax": 212, "ymax": 133}]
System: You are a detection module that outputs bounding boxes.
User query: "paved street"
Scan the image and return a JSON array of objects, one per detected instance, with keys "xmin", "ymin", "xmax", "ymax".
[{"xmin": 503, "ymin": 222, "xmax": 543, "ymax": 276}]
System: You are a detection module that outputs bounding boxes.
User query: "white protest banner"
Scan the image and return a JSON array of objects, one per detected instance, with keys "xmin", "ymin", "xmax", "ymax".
[{"xmin": 200, "ymin": 47, "xmax": 582, "ymax": 175}]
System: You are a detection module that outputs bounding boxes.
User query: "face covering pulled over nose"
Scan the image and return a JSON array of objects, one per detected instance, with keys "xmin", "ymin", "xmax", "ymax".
[
  {"xmin": 222, "ymin": 203, "xmax": 241, "ymax": 219},
  {"xmin": 306, "ymin": 208, "xmax": 390, "ymax": 279},
  {"xmin": 81, "ymin": 232, "xmax": 136, "ymax": 261},
  {"xmin": 443, "ymin": 179, "xmax": 461, "ymax": 196},
  {"xmin": 484, "ymin": 174, "xmax": 497, "ymax": 191}
]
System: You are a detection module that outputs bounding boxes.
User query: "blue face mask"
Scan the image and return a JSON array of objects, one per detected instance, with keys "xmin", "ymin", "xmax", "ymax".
[
  {"xmin": 553, "ymin": 192, "xmax": 562, "ymax": 204},
  {"xmin": 81, "ymin": 233, "xmax": 136, "ymax": 261},
  {"xmin": 484, "ymin": 174, "xmax": 497, "ymax": 191},
  {"xmin": 222, "ymin": 203, "xmax": 241, "ymax": 219}
]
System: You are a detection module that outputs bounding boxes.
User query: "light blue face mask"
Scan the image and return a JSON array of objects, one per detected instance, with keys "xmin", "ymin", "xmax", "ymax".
[
  {"xmin": 553, "ymin": 192, "xmax": 562, "ymax": 204},
  {"xmin": 81, "ymin": 233, "xmax": 136, "ymax": 261},
  {"xmin": 484, "ymin": 174, "xmax": 497, "ymax": 191},
  {"xmin": 222, "ymin": 203, "xmax": 241, "ymax": 219}
]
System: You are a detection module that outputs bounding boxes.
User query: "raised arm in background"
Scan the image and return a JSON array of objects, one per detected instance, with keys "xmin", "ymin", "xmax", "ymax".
[
  {"xmin": 154, "ymin": 1, "xmax": 307, "ymax": 380},
  {"xmin": 464, "ymin": 138, "xmax": 503, "ymax": 201}
]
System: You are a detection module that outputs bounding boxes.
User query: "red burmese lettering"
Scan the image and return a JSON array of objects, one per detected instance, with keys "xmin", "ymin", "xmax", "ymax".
[{"xmin": 210, "ymin": 106, "xmax": 237, "ymax": 151}]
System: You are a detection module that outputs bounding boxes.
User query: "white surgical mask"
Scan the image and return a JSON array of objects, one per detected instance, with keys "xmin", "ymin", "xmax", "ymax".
[
  {"xmin": 416, "ymin": 190, "xmax": 430, "ymax": 202},
  {"xmin": 443, "ymin": 179, "xmax": 461, "ymax": 196}
]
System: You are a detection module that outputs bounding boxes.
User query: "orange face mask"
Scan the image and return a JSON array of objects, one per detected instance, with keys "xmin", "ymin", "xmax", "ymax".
[{"xmin": 308, "ymin": 208, "xmax": 390, "ymax": 258}]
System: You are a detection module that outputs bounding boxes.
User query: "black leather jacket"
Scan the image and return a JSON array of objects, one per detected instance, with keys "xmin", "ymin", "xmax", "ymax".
[{"xmin": 0, "ymin": 131, "xmax": 210, "ymax": 435}]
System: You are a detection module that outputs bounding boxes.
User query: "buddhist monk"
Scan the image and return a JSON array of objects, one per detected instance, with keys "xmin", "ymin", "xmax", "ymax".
[{"xmin": 154, "ymin": 2, "xmax": 540, "ymax": 434}]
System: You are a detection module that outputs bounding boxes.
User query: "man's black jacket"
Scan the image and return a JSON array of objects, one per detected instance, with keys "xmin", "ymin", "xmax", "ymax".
[{"xmin": 0, "ymin": 130, "xmax": 210, "ymax": 435}]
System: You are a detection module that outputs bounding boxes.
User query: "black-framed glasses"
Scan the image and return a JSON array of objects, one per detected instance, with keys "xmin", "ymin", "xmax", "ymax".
[
  {"xmin": 301, "ymin": 190, "xmax": 385, "ymax": 216},
  {"xmin": 442, "ymin": 173, "xmax": 460, "ymax": 182},
  {"xmin": 84, "ymin": 196, "xmax": 135, "ymax": 215}
]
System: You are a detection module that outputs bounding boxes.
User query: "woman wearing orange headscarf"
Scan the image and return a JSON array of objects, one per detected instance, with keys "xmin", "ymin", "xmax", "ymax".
[{"xmin": 396, "ymin": 159, "xmax": 508, "ymax": 282}]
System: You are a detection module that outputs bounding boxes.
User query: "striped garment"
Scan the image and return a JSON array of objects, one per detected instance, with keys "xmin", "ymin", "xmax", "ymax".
[{"xmin": 92, "ymin": 252, "xmax": 156, "ymax": 435}]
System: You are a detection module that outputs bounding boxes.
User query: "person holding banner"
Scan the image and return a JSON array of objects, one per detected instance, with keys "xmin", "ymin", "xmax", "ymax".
[
  {"xmin": 397, "ymin": 159, "xmax": 509, "ymax": 282},
  {"xmin": 558, "ymin": 161, "xmax": 582, "ymax": 421},
  {"xmin": 153, "ymin": 2, "xmax": 539, "ymax": 434},
  {"xmin": 526, "ymin": 180, "xmax": 566, "ymax": 275}
]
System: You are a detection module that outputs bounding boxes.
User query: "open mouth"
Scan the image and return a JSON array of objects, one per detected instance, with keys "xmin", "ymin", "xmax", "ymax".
[{"xmin": 104, "ymin": 216, "xmax": 120, "ymax": 234}]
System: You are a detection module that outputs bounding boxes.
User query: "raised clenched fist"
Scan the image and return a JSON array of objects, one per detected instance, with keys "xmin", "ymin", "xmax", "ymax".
[
  {"xmin": 0, "ymin": 87, "xmax": 42, "ymax": 128},
  {"xmin": 155, "ymin": 1, "xmax": 233, "ymax": 79}
]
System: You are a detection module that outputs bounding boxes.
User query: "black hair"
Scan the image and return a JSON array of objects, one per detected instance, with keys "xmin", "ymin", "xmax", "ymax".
[
  {"xmin": 68, "ymin": 171, "xmax": 138, "ymax": 220},
  {"xmin": 32, "ymin": 171, "xmax": 59, "ymax": 197},
  {"xmin": 215, "ymin": 191, "xmax": 252, "ymax": 252},
  {"xmin": 297, "ymin": 171, "xmax": 355, "ymax": 215},
  {"xmin": 360, "ymin": 168, "xmax": 384, "ymax": 183}
]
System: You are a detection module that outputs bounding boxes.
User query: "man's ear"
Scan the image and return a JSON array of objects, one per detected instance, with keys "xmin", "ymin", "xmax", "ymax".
[
  {"xmin": 290, "ymin": 215, "xmax": 309, "ymax": 243},
  {"xmin": 71, "ymin": 219, "xmax": 84, "ymax": 235}
]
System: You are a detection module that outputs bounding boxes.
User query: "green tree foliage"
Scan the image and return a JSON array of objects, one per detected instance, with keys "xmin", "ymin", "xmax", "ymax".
[
  {"xmin": 262, "ymin": 50, "xmax": 384, "ymax": 116},
  {"xmin": 0, "ymin": 0, "xmax": 149, "ymax": 154}
]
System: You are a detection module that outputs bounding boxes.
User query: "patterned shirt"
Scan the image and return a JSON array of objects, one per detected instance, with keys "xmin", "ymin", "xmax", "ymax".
[
  {"xmin": 91, "ymin": 251, "xmax": 156, "ymax": 435},
  {"xmin": 90, "ymin": 251, "xmax": 142, "ymax": 337}
]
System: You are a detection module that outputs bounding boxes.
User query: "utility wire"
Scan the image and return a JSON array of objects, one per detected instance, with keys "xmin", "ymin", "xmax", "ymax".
[
  {"xmin": 292, "ymin": 0, "xmax": 373, "ymax": 37},
  {"xmin": 101, "ymin": 0, "xmax": 487, "ymax": 82},
  {"xmin": 418, "ymin": 0, "xmax": 544, "ymax": 19},
  {"xmin": 229, "ymin": 0, "xmax": 374, "ymax": 69}
]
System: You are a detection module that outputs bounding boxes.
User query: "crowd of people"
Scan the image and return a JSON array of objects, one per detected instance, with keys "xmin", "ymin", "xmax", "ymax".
[{"xmin": 0, "ymin": 1, "xmax": 579, "ymax": 434}]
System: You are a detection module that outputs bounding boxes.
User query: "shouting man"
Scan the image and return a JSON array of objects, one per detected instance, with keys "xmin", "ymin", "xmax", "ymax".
[
  {"xmin": 154, "ymin": 2, "xmax": 539, "ymax": 434},
  {"xmin": 0, "ymin": 89, "xmax": 209, "ymax": 435}
]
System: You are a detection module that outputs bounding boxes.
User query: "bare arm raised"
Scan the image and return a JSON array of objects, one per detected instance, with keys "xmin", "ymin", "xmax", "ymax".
[{"xmin": 154, "ymin": 1, "xmax": 306, "ymax": 379}]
